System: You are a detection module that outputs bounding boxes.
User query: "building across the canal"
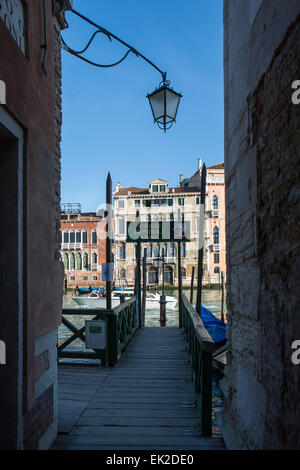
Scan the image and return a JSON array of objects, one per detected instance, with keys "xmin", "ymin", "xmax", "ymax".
[
  {"xmin": 60, "ymin": 204, "xmax": 107, "ymax": 288},
  {"xmin": 113, "ymin": 159, "xmax": 226, "ymax": 287}
]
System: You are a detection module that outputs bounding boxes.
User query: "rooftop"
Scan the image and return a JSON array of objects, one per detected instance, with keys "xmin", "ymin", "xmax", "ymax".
[{"xmin": 114, "ymin": 186, "xmax": 201, "ymax": 197}]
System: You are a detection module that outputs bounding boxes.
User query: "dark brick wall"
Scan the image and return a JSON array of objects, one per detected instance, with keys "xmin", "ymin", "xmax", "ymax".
[
  {"xmin": 23, "ymin": 386, "xmax": 54, "ymax": 450},
  {"xmin": 251, "ymin": 16, "xmax": 300, "ymax": 449}
]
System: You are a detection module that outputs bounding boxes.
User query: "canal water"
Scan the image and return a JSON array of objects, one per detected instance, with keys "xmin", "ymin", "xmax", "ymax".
[
  {"xmin": 59, "ymin": 288, "xmax": 225, "ymax": 436},
  {"xmin": 60, "ymin": 287, "xmax": 226, "ymax": 356}
]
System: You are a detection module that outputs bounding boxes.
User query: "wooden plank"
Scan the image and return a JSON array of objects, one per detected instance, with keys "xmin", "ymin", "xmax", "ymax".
[
  {"xmin": 70, "ymin": 425, "xmax": 202, "ymax": 436},
  {"xmin": 52, "ymin": 327, "xmax": 225, "ymax": 450},
  {"xmin": 52, "ymin": 434, "xmax": 225, "ymax": 448}
]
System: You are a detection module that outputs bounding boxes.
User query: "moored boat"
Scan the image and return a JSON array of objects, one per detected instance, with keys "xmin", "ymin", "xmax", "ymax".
[
  {"xmin": 72, "ymin": 289, "xmax": 177, "ymax": 310},
  {"xmin": 200, "ymin": 305, "xmax": 227, "ymax": 350},
  {"xmin": 76, "ymin": 286, "xmax": 103, "ymax": 295}
]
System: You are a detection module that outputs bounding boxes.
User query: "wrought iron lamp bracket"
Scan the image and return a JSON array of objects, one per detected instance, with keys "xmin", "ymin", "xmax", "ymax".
[{"xmin": 61, "ymin": 8, "xmax": 167, "ymax": 81}]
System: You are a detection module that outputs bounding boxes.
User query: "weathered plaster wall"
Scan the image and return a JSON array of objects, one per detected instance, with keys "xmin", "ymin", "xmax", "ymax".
[
  {"xmin": 0, "ymin": 0, "xmax": 71, "ymax": 449},
  {"xmin": 222, "ymin": 0, "xmax": 300, "ymax": 450}
]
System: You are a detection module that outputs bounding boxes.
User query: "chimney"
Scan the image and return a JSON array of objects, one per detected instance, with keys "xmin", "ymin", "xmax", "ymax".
[{"xmin": 198, "ymin": 158, "xmax": 202, "ymax": 171}]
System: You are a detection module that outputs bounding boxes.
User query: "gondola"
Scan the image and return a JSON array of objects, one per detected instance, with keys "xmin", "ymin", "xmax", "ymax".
[
  {"xmin": 200, "ymin": 305, "xmax": 227, "ymax": 350},
  {"xmin": 76, "ymin": 286, "xmax": 103, "ymax": 295}
]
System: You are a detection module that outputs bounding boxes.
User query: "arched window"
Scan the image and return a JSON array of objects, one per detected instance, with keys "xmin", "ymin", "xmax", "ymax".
[
  {"xmin": 146, "ymin": 244, "xmax": 153, "ymax": 258},
  {"xmin": 164, "ymin": 266, "xmax": 173, "ymax": 285},
  {"xmin": 70, "ymin": 253, "xmax": 75, "ymax": 270},
  {"xmin": 92, "ymin": 230, "xmax": 97, "ymax": 245},
  {"xmin": 83, "ymin": 253, "xmax": 89, "ymax": 270},
  {"xmin": 181, "ymin": 267, "xmax": 187, "ymax": 278},
  {"xmin": 63, "ymin": 253, "xmax": 69, "ymax": 271},
  {"xmin": 70, "ymin": 231, "xmax": 75, "ymax": 243},
  {"xmin": 119, "ymin": 242, "xmax": 126, "ymax": 260},
  {"xmin": 212, "ymin": 195, "xmax": 219, "ymax": 209},
  {"xmin": 77, "ymin": 253, "xmax": 82, "ymax": 270},
  {"xmin": 120, "ymin": 268, "xmax": 126, "ymax": 279},
  {"xmin": 82, "ymin": 230, "xmax": 88, "ymax": 244},
  {"xmin": 92, "ymin": 253, "xmax": 97, "ymax": 264},
  {"xmin": 76, "ymin": 230, "xmax": 81, "ymax": 243},
  {"xmin": 181, "ymin": 243, "xmax": 186, "ymax": 258},
  {"xmin": 169, "ymin": 243, "xmax": 176, "ymax": 257},
  {"xmin": 161, "ymin": 244, "xmax": 167, "ymax": 257},
  {"xmin": 213, "ymin": 226, "xmax": 219, "ymax": 244},
  {"xmin": 63, "ymin": 231, "xmax": 69, "ymax": 243},
  {"xmin": 148, "ymin": 267, "xmax": 158, "ymax": 285},
  {"xmin": 214, "ymin": 267, "xmax": 220, "ymax": 274},
  {"xmin": 153, "ymin": 244, "xmax": 160, "ymax": 258}
]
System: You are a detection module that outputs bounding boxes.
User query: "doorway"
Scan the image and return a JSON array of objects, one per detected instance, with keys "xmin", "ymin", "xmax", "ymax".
[{"xmin": 0, "ymin": 107, "xmax": 23, "ymax": 449}]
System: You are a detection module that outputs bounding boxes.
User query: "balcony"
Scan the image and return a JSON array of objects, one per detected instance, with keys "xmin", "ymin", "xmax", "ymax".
[
  {"xmin": 210, "ymin": 244, "xmax": 220, "ymax": 252},
  {"xmin": 146, "ymin": 257, "xmax": 176, "ymax": 265},
  {"xmin": 61, "ymin": 243, "xmax": 82, "ymax": 250},
  {"xmin": 206, "ymin": 210, "xmax": 219, "ymax": 218}
]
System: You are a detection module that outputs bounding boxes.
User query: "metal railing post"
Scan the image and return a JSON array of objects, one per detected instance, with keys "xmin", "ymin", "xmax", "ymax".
[
  {"xmin": 201, "ymin": 348, "xmax": 213, "ymax": 436},
  {"xmin": 107, "ymin": 313, "xmax": 118, "ymax": 366},
  {"xmin": 180, "ymin": 295, "xmax": 214, "ymax": 436}
]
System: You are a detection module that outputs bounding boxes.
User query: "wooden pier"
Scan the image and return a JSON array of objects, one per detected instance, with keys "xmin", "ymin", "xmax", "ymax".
[{"xmin": 52, "ymin": 327, "xmax": 225, "ymax": 450}]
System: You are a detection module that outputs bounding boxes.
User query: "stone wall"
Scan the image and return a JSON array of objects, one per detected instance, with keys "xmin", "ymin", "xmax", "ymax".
[{"xmin": 221, "ymin": 0, "xmax": 300, "ymax": 450}]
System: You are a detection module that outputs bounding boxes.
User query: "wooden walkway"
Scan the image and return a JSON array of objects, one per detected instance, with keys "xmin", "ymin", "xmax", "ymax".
[{"xmin": 52, "ymin": 327, "xmax": 225, "ymax": 450}]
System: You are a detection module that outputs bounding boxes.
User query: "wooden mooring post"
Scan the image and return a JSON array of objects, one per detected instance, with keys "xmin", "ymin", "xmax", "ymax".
[
  {"xmin": 178, "ymin": 241, "xmax": 183, "ymax": 328},
  {"xmin": 106, "ymin": 173, "xmax": 112, "ymax": 310},
  {"xmin": 196, "ymin": 163, "xmax": 207, "ymax": 316},
  {"xmin": 142, "ymin": 248, "xmax": 147, "ymax": 328},
  {"xmin": 190, "ymin": 266, "xmax": 195, "ymax": 305},
  {"xmin": 221, "ymin": 271, "xmax": 225, "ymax": 322}
]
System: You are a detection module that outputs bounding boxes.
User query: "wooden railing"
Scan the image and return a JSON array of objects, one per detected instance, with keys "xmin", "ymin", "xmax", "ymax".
[
  {"xmin": 180, "ymin": 294, "xmax": 214, "ymax": 436},
  {"xmin": 58, "ymin": 297, "xmax": 137, "ymax": 366}
]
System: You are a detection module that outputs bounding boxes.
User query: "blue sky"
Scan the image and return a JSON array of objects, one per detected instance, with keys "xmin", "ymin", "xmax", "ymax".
[{"xmin": 61, "ymin": 0, "xmax": 224, "ymax": 211}]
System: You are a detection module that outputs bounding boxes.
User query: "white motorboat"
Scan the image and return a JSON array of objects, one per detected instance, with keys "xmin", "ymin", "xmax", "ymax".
[
  {"xmin": 72, "ymin": 290, "xmax": 177, "ymax": 310},
  {"xmin": 144, "ymin": 292, "xmax": 177, "ymax": 310}
]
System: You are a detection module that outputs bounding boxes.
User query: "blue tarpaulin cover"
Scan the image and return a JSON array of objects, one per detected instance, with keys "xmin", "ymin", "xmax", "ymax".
[{"xmin": 200, "ymin": 305, "xmax": 227, "ymax": 344}]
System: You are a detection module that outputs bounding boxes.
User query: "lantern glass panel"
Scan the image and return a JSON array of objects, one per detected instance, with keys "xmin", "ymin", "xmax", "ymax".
[
  {"xmin": 148, "ymin": 88, "xmax": 165, "ymax": 121},
  {"xmin": 166, "ymin": 88, "xmax": 181, "ymax": 122}
]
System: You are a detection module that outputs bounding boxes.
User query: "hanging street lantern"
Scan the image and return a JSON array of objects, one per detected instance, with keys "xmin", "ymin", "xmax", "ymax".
[{"xmin": 147, "ymin": 75, "xmax": 182, "ymax": 132}]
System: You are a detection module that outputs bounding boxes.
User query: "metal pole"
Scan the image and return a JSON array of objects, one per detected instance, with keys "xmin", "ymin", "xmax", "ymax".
[
  {"xmin": 221, "ymin": 271, "xmax": 225, "ymax": 323},
  {"xmin": 160, "ymin": 250, "xmax": 167, "ymax": 327},
  {"xmin": 106, "ymin": 172, "xmax": 112, "ymax": 310},
  {"xmin": 134, "ymin": 263, "xmax": 138, "ymax": 296},
  {"xmin": 178, "ymin": 242, "xmax": 183, "ymax": 328},
  {"xmin": 196, "ymin": 163, "xmax": 207, "ymax": 316},
  {"xmin": 137, "ymin": 242, "xmax": 142, "ymax": 329},
  {"xmin": 136, "ymin": 210, "xmax": 142, "ymax": 329},
  {"xmin": 190, "ymin": 266, "xmax": 195, "ymax": 305},
  {"xmin": 142, "ymin": 248, "xmax": 147, "ymax": 328}
]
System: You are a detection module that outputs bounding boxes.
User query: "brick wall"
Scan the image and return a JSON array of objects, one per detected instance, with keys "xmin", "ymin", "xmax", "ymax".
[
  {"xmin": 222, "ymin": 0, "xmax": 300, "ymax": 450},
  {"xmin": 252, "ymin": 16, "xmax": 300, "ymax": 449}
]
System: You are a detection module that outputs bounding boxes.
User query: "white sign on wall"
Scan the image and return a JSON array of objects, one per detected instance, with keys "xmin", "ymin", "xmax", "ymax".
[
  {"xmin": 0, "ymin": 0, "xmax": 25, "ymax": 53},
  {"xmin": 85, "ymin": 321, "xmax": 106, "ymax": 350}
]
